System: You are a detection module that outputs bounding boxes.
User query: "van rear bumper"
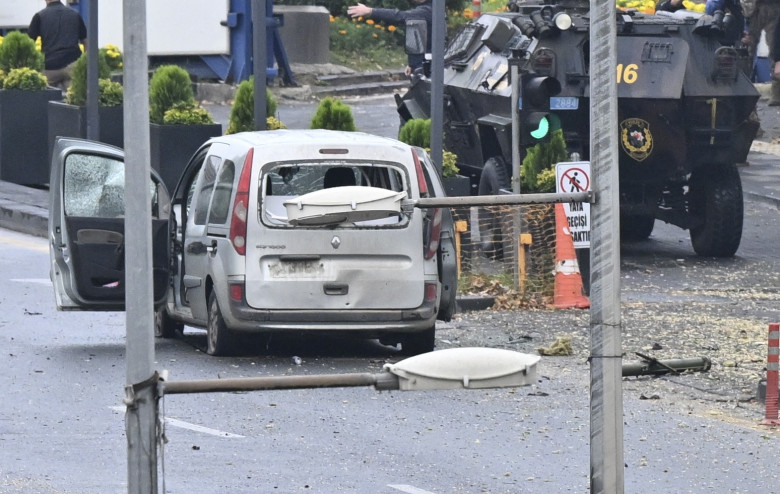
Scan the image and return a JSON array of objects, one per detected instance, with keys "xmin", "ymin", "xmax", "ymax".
[{"xmin": 223, "ymin": 283, "xmax": 438, "ymax": 334}]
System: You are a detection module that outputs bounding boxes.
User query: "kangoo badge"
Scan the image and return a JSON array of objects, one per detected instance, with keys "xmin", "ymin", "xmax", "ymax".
[{"xmin": 619, "ymin": 118, "xmax": 653, "ymax": 161}]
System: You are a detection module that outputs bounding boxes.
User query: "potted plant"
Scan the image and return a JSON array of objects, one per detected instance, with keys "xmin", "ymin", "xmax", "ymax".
[
  {"xmin": 226, "ymin": 77, "xmax": 282, "ymax": 134},
  {"xmin": 47, "ymin": 50, "xmax": 124, "ymax": 163},
  {"xmin": 399, "ymin": 118, "xmax": 469, "ymax": 196},
  {"xmin": 148, "ymin": 65, "xmax": 222, "ymax": 191},
  {"xmin": 0, "ymin": 31, "xmax": 62, "ymax": 186}
]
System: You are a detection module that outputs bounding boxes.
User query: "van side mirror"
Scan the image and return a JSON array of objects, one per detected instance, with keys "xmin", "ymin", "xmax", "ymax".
[{"xmin": 405, "ymin": 19, "xmax": 427, "ymax": 55}]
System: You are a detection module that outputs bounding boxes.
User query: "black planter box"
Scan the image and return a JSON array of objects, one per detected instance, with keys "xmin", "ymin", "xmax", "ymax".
[
  {"xmin": 48, "ymin": 101, "xmax": 124, "ymax": 162},
  {"xmin": 442, "ymin": 174, "xmax": 472, "ymax": 197},
  {"xmin": 150, "ymin": 123, "xmax": 223, "ymax": 192},
  {"xmin": 0, "ymin": 88, "xmax": 62, "ymax": 186}
]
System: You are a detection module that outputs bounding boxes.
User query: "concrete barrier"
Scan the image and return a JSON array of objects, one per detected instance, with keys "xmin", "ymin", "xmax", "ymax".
[{"xmin": 274, "ymin": 6, "xmax": 330, "ymax": 65}]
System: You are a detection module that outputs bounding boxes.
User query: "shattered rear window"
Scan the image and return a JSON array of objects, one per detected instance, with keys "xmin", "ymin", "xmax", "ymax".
[{"xmin": 261, "ymin": 160, "xmax": 409, "ymax": 228}]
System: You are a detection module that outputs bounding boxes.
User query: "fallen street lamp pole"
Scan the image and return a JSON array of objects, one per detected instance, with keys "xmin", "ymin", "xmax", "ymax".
[
  {"xmin": 410, "ymin": 191, "xmax": 592, "ymax": 209},
  {"xmin": 621, "ymin": 354, "xmax": 711, "ymax": 377},
  {"xmin": 160, "ymin": 347, "xmax": 542, "ymax": 395}
]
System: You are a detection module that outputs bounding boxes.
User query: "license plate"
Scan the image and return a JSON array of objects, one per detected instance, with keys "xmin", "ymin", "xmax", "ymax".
[
  {"xmin": 267, "ymin": 260, "xmax": 324, "ymax": 278},
  {"xmin": 550, "ymin": 97, "xmax": 579, "ymax": 110}
]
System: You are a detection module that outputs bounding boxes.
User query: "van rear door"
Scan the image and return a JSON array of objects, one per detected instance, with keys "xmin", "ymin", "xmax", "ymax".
[{"xmin": 245, "ymin": 157, "xmax": 430, "ymax": 311}]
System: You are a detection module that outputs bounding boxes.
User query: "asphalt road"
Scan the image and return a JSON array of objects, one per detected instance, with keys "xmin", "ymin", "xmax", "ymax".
[{"xmin": 2, "ymin": 222, "xmax": 780, "ymax": 493}]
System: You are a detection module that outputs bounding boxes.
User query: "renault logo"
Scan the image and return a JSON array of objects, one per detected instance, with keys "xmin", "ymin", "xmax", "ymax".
[{"xmin": 331, "ymin": 236, "xmax": 341, "ymax": 249}]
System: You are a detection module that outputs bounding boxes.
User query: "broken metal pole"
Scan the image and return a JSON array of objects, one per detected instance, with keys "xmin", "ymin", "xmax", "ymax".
[
  {"xmin": 621, "ymin": 355, "xmax": 711, "ymax": 377},
  {"xmin": 162, "ymin": 372, "xmax": 400, "ymax": 395}
]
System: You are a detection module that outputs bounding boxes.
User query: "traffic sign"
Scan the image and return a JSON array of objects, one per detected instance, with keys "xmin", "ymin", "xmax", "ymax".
[{"xmin": 555, "ymin": 161, "xmax": 591, "ymax": 248}]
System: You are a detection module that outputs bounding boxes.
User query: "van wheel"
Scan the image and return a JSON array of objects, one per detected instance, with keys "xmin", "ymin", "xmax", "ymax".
[
  {"xmin": 207, "ymin": 291, "xmax": 237, "ymax": 356},
  {"xmin": 154, "ymin": 306, "xmax": 182, "ymax": 339},
  {"xmin": 399, "ymin": 327, "xmax": 435, "ymax": 356}
]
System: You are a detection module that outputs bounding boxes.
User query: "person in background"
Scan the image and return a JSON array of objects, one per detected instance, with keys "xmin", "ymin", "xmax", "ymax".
[
  {"xmin": 656, "ymin": 0, "xmax": 686, "ymax": 12},
  {"xmin": 772, "ymin": 9, "xmax": 780, "ymax": 80},
  {"xmin": 347, "ymin": 0, "xmax": 432, "ymax": 77},
  {"xmin": 27, "ymin": 0, "xmax": 87, "ymax": 91},
  {"xmin": 744, "ymin": 0, "xmax": 780, "ymax": 104}
]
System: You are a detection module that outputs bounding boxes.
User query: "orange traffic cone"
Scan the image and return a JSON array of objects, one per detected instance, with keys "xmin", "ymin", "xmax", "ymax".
[{"xmin": 553, "ymin": 203, "xmax": 589, "ymax": 309}]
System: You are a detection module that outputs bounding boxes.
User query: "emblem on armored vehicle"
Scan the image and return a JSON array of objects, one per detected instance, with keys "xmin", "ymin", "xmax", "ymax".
[{"xmin": 619, "ymin": 118, "xmax": 653, "ymax": 161}]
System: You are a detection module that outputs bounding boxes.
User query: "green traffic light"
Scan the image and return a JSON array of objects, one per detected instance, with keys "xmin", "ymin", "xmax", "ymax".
[{"xmin": 530, "ymin": 116, "xmax": 550, "ymax": 139}]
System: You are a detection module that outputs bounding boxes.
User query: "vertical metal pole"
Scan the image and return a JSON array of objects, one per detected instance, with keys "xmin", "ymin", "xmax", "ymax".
[
  {"xmin": 510, "ymin": 60, "xmax": 520, "ymax": 194},
  {"xmin": 252, "ymin": 0, "xmax": 267, "ymax": 131},
  {"xmin": 430, "ymin": 0, "xmax": 445, "ymax": 174},
  {"xmin": 123, "ymin": 1, "xmax": 158, "ymax": 492},
  {"xmin": 509, "ymin": 58, "xmax": 521, "ymax": 287},
  {"xmin": 85, "ymin": 0, "xmax": 99, "ymax": 140},
  {"xmin": 589, "ymin": 0, "xmax": 623, "ymax": 489}
]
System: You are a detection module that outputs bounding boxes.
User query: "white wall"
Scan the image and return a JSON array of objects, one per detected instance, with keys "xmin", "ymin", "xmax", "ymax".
[{"xmin": 1, "ymin": 0, "xmax": 230, "ymax": 56}]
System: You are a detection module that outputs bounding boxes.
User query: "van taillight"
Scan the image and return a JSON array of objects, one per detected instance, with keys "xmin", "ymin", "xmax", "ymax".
[
  {"xmin": 424, "ymin": 282, "xmax": 438, "ymax": 302},
  {"xmin": 424, "ymin": 207, "xmax": 442, "ymax": 260},
  {"xmin": 229, "ymin": 148, "xmax": 254, "ymax": 256},
  {"xmin": 412, "ymin": 150, "xmax": 429, "ymax": 197}
]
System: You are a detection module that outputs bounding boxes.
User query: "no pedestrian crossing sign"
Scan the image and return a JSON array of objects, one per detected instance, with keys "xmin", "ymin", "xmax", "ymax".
[{"xmin": 555, "ymin": 161, "xmax": 591, "ymax": 249}]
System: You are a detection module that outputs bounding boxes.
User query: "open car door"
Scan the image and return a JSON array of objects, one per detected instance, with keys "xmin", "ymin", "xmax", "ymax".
[{"xmin": 49, "ymin": 137, "xmax": 171, "ymax": 311}]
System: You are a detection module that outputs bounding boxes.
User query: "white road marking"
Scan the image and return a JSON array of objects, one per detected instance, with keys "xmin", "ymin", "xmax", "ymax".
[
  {"xmin": 109, "ymin": 406, "xmax": 244, "ymax": 438},
  {"xmin": 11, "ymin": 278, "xmax": 52, "ymax": 285},
  {"xmin": 387, "ymin": 485, "xmax": 437, "ymax": 494}
]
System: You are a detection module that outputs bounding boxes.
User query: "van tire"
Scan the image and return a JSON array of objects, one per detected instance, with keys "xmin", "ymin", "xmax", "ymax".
[
  {"xmin": 399, "ymin": 327, "xmax": 435, "ymax": 356},
  {"xmin": 207, "ymin": 291, "xmax": 237, "ymax": 356}
]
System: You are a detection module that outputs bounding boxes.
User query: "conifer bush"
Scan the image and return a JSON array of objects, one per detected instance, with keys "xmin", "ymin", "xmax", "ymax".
[
  {"xmin": 226, "ymin": 77, "xmax": 278, "ymax": 134},
  {"xmin": 149, "ymin": 65, "xmax": 195, "ymax": 124},
  {"xmin": 310, "ymin": 97, "xmax": 356, "ymax": 131},
  {"xmin": 0, "ymin": 31, "xmax": 43, "ymax": 73}
]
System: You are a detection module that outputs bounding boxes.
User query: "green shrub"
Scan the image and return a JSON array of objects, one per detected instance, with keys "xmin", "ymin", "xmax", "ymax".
[
  {"xmin": 2, "ymin": 67, "xmax": 47, "ymax": 90},
  {"xmin": 0, "ymin": 31, "xmax": 44, "ymax": 73},
  {"xmin": 65, "ymin": 52, "xmax": 112, "ymax": 106},
  {"xmin": 441, "ymin": 150, "xmax": 460, "ymax": 178},
  {"xmin": 266, "ymin": 116, "xmax": 286, "ymax": 130},
  {"xmin": 520, "ymin": 129, "xmax": 568, "ymax": 193},
  {"xmin": 97, "ymin": 78, "xmax": 123, "ymax": 107},
  {"xmin": 149, "ymin": 65, "xmax": 195, "ymax": 124},
  {"xmin": 310, "ymin": 97, "xmax": 356, "ymax": 131},
  {"xmin": 0, "ymin": 69, "xmax": 6, "ymax": 89},
  {"xmin": 163, "ymin": 102, "xmax": 216, "ymax": 125},
  {"xmin": 398, "ymin": 118, "xmax": 430, "ymax": 148},
  {"xmin": 99, "ymin": 44, "xmax": 123, "ymax": 72},
  {"xmin": 225, "ymin": 77, "xmax": 278, "ymax": 134}
]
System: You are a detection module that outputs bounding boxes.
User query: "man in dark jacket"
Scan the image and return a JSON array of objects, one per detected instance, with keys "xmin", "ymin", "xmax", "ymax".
[
  {"xmin": 347, "ymin": 0, "xmax": 432, "ymax": 77},
  {"xmin": 28, "ymin": 0, "xmax": 87, "ymax": 90}
]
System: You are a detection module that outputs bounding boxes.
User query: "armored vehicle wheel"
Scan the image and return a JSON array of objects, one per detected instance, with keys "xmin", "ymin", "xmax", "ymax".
[
  {"xmin": 688, "ymin": 163, "xmax": 743, "ymax": 257},
  {"xmin": 620, "ymin": 214, "xmax": 655, "ymax": 242},
  {"xmin": 154, "ymin": 306, "xmax": 182, "ymax": 339},
  {"xmin": 478, "ymin": 157, "xmax": 511, "ymax": 260},
  {"xmin": 207, "ymin": 291, "xmax": 238, "ymax": 356}
]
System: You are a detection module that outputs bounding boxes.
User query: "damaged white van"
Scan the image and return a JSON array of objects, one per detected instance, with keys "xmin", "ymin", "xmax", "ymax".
[{"xmin": 49, "ymin": 130, "xmax": 458, "ymax": 356}]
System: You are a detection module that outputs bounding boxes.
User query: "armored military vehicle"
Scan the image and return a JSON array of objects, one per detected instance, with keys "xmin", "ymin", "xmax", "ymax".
[{"xmin": 396, "ymin": 3, "xmax": 760, "ymax": 257}]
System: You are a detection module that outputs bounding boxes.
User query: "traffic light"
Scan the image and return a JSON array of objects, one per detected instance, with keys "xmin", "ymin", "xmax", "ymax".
[{"xmin": 520, "ymin": 74, "xmax": 561, "ymax": 143}]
